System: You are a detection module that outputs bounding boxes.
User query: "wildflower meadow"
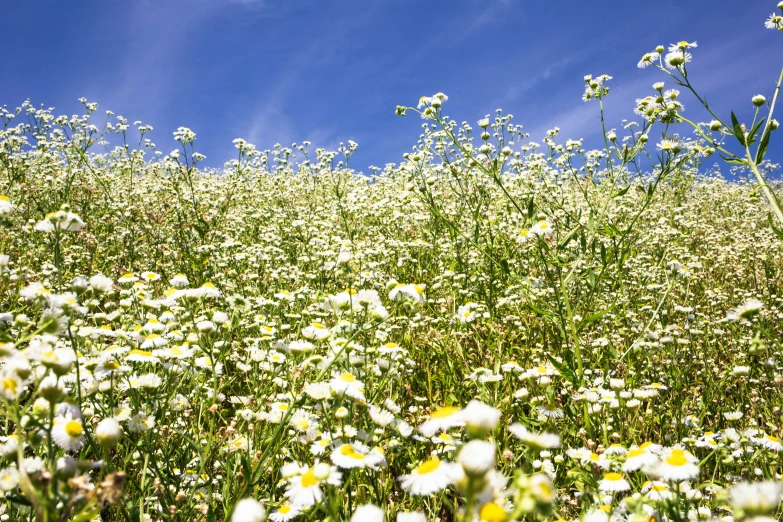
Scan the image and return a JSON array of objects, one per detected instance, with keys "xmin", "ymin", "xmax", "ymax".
[{"xmin": 2, "ymin": 4, "xmax": 783, "ymax": 522}]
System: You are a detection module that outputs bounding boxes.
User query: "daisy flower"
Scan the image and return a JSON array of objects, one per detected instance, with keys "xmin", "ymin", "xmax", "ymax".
[
  {"xmin": 310, "ymin": 435, "xmax": 332, "ymax": 456},
  {"xmin": 269, "ymin": 503, "xmax": 300, "ymax": 522},
  {"xmin": 127, "ymin": 412, "xmax": 156, "ymax": 433},
  {"xmin": 530, "ymin": 220, "xmax": 553, "ymax": 236},
  {"xmin": 622, "ymin": 447, "xmax": 659, "ymax": 472},
  {"xmin": 231, "ymin": 498, "xmax": 266, "ymax": 522},
  {"xmin": 0, "ymin": 372, "xmax": 24, "ymax": 400},
  {"xmin": 330, "ymin": 442, "xmax": 385, "ymax": 470},
  {"xmin": 0, "ymin": 195, "xmax": 15, "ymax": 216},
  {"xmin": 52, "ymin": 415, "xmax": 85, "ymax": 452},
  {"xmin": 508, "ymin": 424, "xmax": 561, "ymax": 449},
  {"xmin": 664, "ymin": 50, "xmax": 692, "ymax": 69},
  {"xmin": 651, "ymin": 448, "xmax": 699, "ymax": 481},
  {"xmin": 169, "ymin": 273, "xmax": 189, "ymax": 288},
  {"xmin": 289, "ymin": 410, "xmax": 318, "ymax": 432},
  {"xmin": 0, "ymin": 467, "xmax": 20, "ymax": 492},
  {"xmin": 284, "ymin": 462, "xmax": 342, "ymax": 507},
  {"xmin": 302, "ymin": 322, "xmax": 331, "ymax": 340},
  {"xmin": 329, "ymin": 371, "xmax": 366, "ymax": 401},
  {"xmin": 140, "ymin": 271, "xmax": 160, "ymax": 282},
  {"xmin": 461, "ymin": 400, "xmax": 501, "ymax": 435},
  {"xmin": 457, "ymin": 440, "xmax": 496, "ymax": 477},
  {"xmin": 599, "ymin": 472, "xmax": 631, "ymax": 493},
  {"xmin": 754, "ymin": 434, "xmax": 783, "ymax": 452},
  {"xmin": 398, "ymin": 457, "xmax": 463, "ymax": 495},
  {"xmin": 668, "ymin": 40, "xmax": 697, "ymax": 52},
  {"xmin": 583, "ymin": 452, "xmax": 612, "ymax": 470},
  {"xmin": 418, "ymin": 405, "xmax": 464, "ymax": 437},
  {"xmin": 644, "ymin": 481, "xmax": 673, "ymax": 501},
  {"xmin": 729, "ymin": 481, "xmax": 783, "ymax": 516},
  {"xmin": 766, "ymin": 13, "xmax": 783, "ymax": 31},
  {"xmin": 637, "ymin": 52, "xmax": 660, "ymax": 68},
  {"xmin": 351, "ymin": 504, "xmax": 384, "ymax": 522},
  {"xmin": 536, "ymin": 403, "xmax": 564, "ymax": 419},
  {"xmin": 125, "ymin": 349, "xmax": 160, "ymax": 364},
  {"xmin": 388, "ymin": 284, "xmax": 425, "ymax": 306}
]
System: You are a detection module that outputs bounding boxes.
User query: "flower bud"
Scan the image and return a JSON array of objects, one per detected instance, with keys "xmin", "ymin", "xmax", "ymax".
[
  {"xmin": 96, "ymin": 418, "xmax": 123, "ymax": 448},
  {"xmin": 457, "ymin": 440, "xmax": 496, "ymax": 478},
  {"xmin": 752, "ymin": 94, "xmax": 767, "ymax": 107}
]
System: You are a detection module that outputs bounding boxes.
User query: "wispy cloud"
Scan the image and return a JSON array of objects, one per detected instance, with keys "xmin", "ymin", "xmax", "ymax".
[{"xmin": 239, "ymin": 8, "xmax": 377, "ymax": 152}]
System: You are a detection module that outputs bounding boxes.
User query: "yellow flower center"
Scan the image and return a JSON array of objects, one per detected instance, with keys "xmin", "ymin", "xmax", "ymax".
[
  {"xmin": 2, "ymin": 378, "xmax": 17, "ymax": 393},
  {"xmin": 340, "ymin": 372, "xmax": 356, "ymax": 382},
  {"xmin": 279, "ymin": 506, "xmax": 291, "ymax": 514},
  {"xmin": 301, "ymin": 468, "xmax": 318, "ymax": 487},
  {"xmin": 604, "ymin": 472, "xmax": 623, "ymax": 481},
  {"xmin": 626, "ymin": 448, "xmax": 646, "ymax": 458},
  {"xmin": 416, "ymin": 458, "xmax": 441, "ymax": 475},
  {"xmin": 340, "ymin": 444, "xmax": 365, "ymax": 460},
  {"xmin": 665, "ymin": 449, "xmax": 688, "ymax": 466},
  {"xmin": 430, "ymin": 406, "xmax": 460, "ymax": 419},
  {"xmin": 479, "ymin": 502, "xmax": 506, "ymax": 522},
  {"xmin": 65, "ymin": 420, "xmax": 83, "ymax": 438}
]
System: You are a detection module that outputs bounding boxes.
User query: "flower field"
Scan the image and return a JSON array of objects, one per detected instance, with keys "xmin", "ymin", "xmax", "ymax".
[{"xmin": 2, "ymin": 5, "xmax": 783, "ymax": 522}]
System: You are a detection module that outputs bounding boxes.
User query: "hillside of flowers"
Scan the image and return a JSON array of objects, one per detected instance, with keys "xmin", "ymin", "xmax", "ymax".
[{"xmin": 1, "ymin": 6, "xmax": 783, "ymax": 522}]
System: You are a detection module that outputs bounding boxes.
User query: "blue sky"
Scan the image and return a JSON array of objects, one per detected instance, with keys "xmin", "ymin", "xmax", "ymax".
[{"xmin": 1, "ymin": 0, "xmax": 781, "ymax": 172}]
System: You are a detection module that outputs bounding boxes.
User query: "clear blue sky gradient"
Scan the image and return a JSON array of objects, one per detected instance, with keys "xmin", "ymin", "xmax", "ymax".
[{"xmin": 1, "ymin": 0, "xmax": 781, "ymax": 173}]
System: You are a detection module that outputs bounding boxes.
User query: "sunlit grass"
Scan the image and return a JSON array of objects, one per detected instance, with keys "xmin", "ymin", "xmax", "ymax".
[{"xmin": 1, "ymin": 4, "xmax": 783, "ymax": 522}]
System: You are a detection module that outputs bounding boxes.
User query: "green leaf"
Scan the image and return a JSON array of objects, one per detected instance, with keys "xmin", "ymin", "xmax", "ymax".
[
  {"xmin": 611, "ymin": 185, "xmax": 631, "ymax": 198},
  {"xmin": 546, "ymin": 354, "xmax": 578, "ymax": 386},
  {"xmin": 586, "ymin": 268, "xmax": 596, "ymax": 290},
  {"xmin": 731, "ymin": 111, "xmax": 745, "ymax": 145},
  {"xmin": 577, "ymin": 305, "xmax": 614, "ymax": 333},
  {"xmin": 527, "ymin": 303, "xmax": 555, "ymax": 318},
  {"xmin": 718, "ymin": 153, "xmax": 747, "ymax": 166},
  {"xmin": 768, "ymin": 213, "xmax": 783, "ymax": 240},
  {"xmin": 748, "ymin": 117, "xmax": 766, "ymax": 146},
  {"xmin": 71, "ymin": 509, "xmax": 102, "ymax": 522},
  {"xmin": 557, "ymin": 225, "xmax": 581, "ymax": 251},
  {"xmin": 5, "ymin": 493, "xmax": 32, "ymax": 507},
  {"xmin": 757, "ymin": 127, "xmax": 772, "ymax": 164}
]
